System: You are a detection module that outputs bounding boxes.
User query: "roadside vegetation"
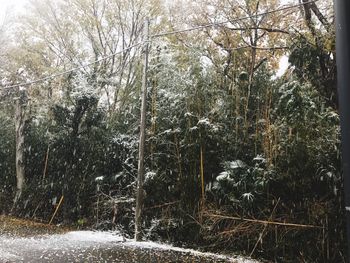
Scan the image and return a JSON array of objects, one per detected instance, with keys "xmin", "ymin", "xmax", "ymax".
[{"xmin": 0, "ymin": 0, "xmax": 343, "ymax": 262}]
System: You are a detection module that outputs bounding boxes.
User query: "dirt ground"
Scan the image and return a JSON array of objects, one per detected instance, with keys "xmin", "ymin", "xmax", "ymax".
[{"xmin": 0, "ymin": 215, "xmax": 69, "ymax": 236}]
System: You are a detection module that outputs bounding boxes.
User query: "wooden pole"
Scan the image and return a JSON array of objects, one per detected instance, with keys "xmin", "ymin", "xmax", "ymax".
[
  {"xmin": 49, "ymin": 195, "xmax": 64, "ymax": 225},
  {"xmin": 13, "ymin": 87, "xmax": 28, "ymax": 207},
  {"xmin": 135, "ymin": 18, "xmax": 149, "ymax": 241}
]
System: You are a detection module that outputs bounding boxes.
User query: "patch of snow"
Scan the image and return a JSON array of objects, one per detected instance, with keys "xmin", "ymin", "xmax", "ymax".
[
  {"xmin": 241, "ymin": 192, "xmax": 254, "ymax": 202},
  {"xmin": 253, "ymin": 155, "xmax": 266, "ymax": 163},
  {"xmin": 326, "ymin": 171, "xmax": 333, "ymax": 178},
  {"xmin": 114, "ymin": 172, "xmax": 123, "ymax": 180},
  {"xmin": 0, "ymin": 231, "xmax": 124, "ymax": 251},
  {"xmin": 145, "ymin": 171, "xmax": 156, "ymax": 181},
  {"xmin": 95, "ymin": 176, "xmax": 104, "ymax": 182},
  {"xmin": 228, "ymin": 160, "xmax": 246, "ymax": 169},
  {"xmin": 189, "ymin": 126, "xmax": 198, "ymax": 131},
  {"xmin": 125, "ymin": 240, "xmax": 258, "ymax": 262},
  {"xmin": 197, "ymin": 118, "xmax": 211, "ymax": 126},
  {"xmin": 161, "ymin": 129, "xmax": 172, "ymax": 135},
  {"xmin": 217, "ymin": 171, "xmax": 230, "ymax": 181},
  {"xmin": 0, "ymin": 231, "xmax": 125, "ymax": 262},
  {"xmin": 0, "ymin": 247, "xmax": 20, "ymax": 261},
  {"xmin": 62, "ymin": 231, "xmax": 124, "ymax": 243},
  {"xmin": 184, "ymin": 112, "xmax": 195, "ymax": 118},
  {"xmin": 200, "ymin": 55, "xmax": 213, "ymax": 69},
  {"xmin": 51, "ymin": 197, "xmax": 57, "ymax": 205},
  {"xmin": 0, "ymin": 231, "xmax": 260, "ymax": 262}
]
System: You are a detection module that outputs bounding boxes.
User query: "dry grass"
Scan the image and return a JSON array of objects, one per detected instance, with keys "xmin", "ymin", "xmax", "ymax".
[{"xmin": 0, "ymin": 215, "xmax": 71, "ymax": 237}]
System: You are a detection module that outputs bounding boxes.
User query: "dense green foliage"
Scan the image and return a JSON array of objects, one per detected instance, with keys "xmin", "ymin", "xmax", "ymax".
[{"xmin": 0, "ymin": 0, "xmax": 344, "ymax": 262}]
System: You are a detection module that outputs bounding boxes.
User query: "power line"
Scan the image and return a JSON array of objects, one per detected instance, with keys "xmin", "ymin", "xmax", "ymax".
[
  {"xmin": 1, "ymin": 41, "xmax": 144, "ymax": 90},
  {"xmin": 151, "ymin": 0, "xmax": 318, "ymax": 38},
  {"xmin": 0, "ymin": 0, "xmax": 316, "ymax": 90}
]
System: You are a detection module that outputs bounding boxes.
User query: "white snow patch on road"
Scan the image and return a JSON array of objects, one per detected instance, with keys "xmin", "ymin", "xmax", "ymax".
[
  {"xmin": 0, "ymin": 231, "xmax": 124, "ymax": 249},
  {"xmin": 0, "ymin": 231, "xmax": 123, "ymax": 260},
  {"xmin": 125, "ymin": 240, "xmax": 258, "ymax": 262},
  {"xmin": 62, "ymin": 231, "xmax": 124, "ymax": 243},
  {"xmin": 0, "ymin": 247, "xmax": 20, "ymax": 261},
  {"xmin": 0, "ymin": 231, "xmax": 259, "ymax": 262}
]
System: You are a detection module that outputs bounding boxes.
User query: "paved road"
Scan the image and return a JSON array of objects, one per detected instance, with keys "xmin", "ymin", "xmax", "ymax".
[{"xmin": 0, "ymin": 231, "xmax": 259, "ymax": 263}]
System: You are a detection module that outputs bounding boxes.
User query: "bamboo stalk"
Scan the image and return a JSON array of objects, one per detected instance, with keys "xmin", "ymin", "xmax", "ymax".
[
  {"xmin": 235, "ymin": 82, "xmax": 240, "ymax": 148},
  {"xmin": 200, "ymin": 145, "xmax": 205, "ymax": 201},
  {"xmin": 244, "ymin": 45, "xmax": 257, "ymax": 137},
  {"xmin": 254, "ymin": 94, "xmax": 260, "ymax": 156},
  {"xmin": 42, "ymin": 145, "xmax": 49, "ymax": 182},
  {"xmin": 206, "ymin": 213, "xmax": 323, "ymax": 229},
  {"xmin": 49, "ymin": 195, "xmax": 64, "ymax": 225},
  {"xmin": 174, "ymin": 134, "xmax": 183, "ymax": 179},
  {"xmin": 250, "ymin": 199, "xmax": 280, "ymax": 256},
  {"xmin": 96, "ymin": 195, "xmax": 99, "ymax": 225},
  {"xmin": 150, "ymin": 78, "xmax": 157, "ymax": 170},
  {"xmin": 135, "ymin": 19, "xmax": 149, "ymax": 241},
  {"xmin": 146, "ymin": 201, "xmax": 180, "ymax": 210}
]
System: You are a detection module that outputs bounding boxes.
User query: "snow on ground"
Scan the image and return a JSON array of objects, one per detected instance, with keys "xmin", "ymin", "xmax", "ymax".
[
  {"xmin": 126, "ymin": 239, "xmax": 258, "ymax": 263},
  {"xmin": 0, "ymin": 231, "xmax": 123, "ymax": 261},
  {"xmin": 0, "ymin": 231, "xmax": 259, "ymax": 262},
  {"xmin": 0, "ymin": 247, "xmax": 18, "ymax": 261},
  {"xmin": 63, "ymin": 231, "xmax": 125, "ymax": 243}
]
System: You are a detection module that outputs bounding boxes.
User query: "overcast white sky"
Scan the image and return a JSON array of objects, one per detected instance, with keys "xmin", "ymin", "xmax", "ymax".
[
  {"xmin": 0, "ymin": 0, "xmax": 27, "ymax": 25},
  {"xmin": 0, "ymin": 0, "xmax": 294, "ymax": 17},
  {"xmin": 0, "ymin": 0, "xmax": 295, "ymax": 23}
]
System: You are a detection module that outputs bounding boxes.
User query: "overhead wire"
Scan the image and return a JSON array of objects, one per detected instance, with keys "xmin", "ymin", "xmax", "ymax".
[
  {"xmin": 1, "ymin": 42, "xmax": 144, "ymax": 90},
  {"xmin": 151, "ymin": 0, "xmax": 318, "ymax": 38},
  {"xmin": 0, "ymin": 0, "xmax": 317, "ymax": 90}
]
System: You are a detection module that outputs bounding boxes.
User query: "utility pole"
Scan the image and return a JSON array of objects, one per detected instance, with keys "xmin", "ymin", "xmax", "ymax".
[
  {"xmin": 335, "ymin": 0, "xmax": 350, "ymax": 260},
  {"xmin": 13, "ymin": 87, "xmax": 29, "ymax": 208},
  {"xmin": 135, "ymin": 18, "xmax": 149, "ymax": 241}
]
